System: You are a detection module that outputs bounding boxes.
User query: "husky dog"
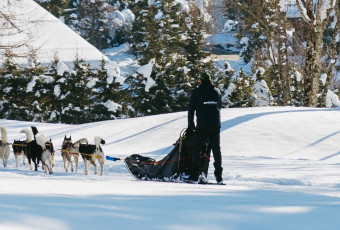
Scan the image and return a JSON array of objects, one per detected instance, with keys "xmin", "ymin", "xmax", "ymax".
[
  {"xmin": 21, "ymin": 128, "xmax": 34, "ymax": 170},
  {"xmin": 61, "ymin": 135, "xmax": 88, "ymax": 173},
  {"xmin": 0, "ymin": 126, "xmax": 10, "ymax": 167},
  {"xmin": 12, "ymin": 129, "xmax": 33, "ymax": 168},
  {"xmin": 79, "ymin": 137, "xmax": 105, "ymax": 175},
  {"xmin": 26, "ymin": 126, "xmax": 54, "ymax": 174},
  {"xmin": 44, "ymin": 138, "xmax": 55, "ymax": 173}
]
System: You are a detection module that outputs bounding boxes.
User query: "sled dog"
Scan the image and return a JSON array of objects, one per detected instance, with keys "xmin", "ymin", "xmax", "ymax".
[
  {"xmin": 79, "ymin": 137, "xmax": 105, "ymax": 175},
  {"xmin": 12, "ymin": 129, "xmax": 33, "ymax": 167},
  {"xmin": 0, "ymin": 126, "xmax": 10, "ymax": 167},
  {"xmin": 26, "ymin": 126, "xmax": 54, "ymax": 174},
  {"xmin": 61, "ymin": 136, "xmax": 88, "ymax": 173}
]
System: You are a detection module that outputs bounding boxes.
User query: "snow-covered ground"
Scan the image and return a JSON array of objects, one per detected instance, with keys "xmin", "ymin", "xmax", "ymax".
[{"xmin": 1, "ymin": 106, "xmax": 340, "ymax": 230}]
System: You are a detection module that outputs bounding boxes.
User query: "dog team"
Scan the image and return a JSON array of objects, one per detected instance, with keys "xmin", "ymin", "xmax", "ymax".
[{"xmin": 0, "ymin": 126, "xmax": 106, "ymax": 175}]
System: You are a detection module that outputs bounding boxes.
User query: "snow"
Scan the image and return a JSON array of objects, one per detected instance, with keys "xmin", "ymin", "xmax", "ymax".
[
  {"xmin": 54, "ymin": 85, "xmax": 61, "ymax": 97},
  {"xmin": 0, "ymin": 0, "xmax": 108, "ymax": 68},
  {"xmin": 57, "ymin": 62, "xmax": 71, "ymax": 76},
  {"xmin": 1, "ymin": 107, "xmax": 340, "ymax": 229},
  {"xmin": 103, "ymin": 100, "xmax": 121, "ymax": 113},
  {"xmin": 26, "ymin": 76, "xmax": 38, "ymax": 92},
  {"xmin": 102, "ymin": 43, "xmax": 137, "ymax": 78},
  {"xmin": 136, "ymin": 58, "xmax": 156, "ymax": 92},
  {"xmin": 121, "ymin": 8, "xmax": 135, "ymax": 22},
  {"xmin": 86, "ymin": 78, "xmax": 97, "ymax": 88},
  {"xmin": 321, "ymin": 0, "xmax": 336, "ymax": 22},
  {"xmin": 104, "ymin": 61, "xmax": 125, "ymax": 85},
  {"xmin": 326, "ymin": 90, "xmax": 340, "ymax": 107}
]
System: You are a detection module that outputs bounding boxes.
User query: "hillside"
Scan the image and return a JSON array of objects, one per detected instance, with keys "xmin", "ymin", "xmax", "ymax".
[{"xmin": 1, "ymin": 106, "xmax": 340, "ymax": 229}]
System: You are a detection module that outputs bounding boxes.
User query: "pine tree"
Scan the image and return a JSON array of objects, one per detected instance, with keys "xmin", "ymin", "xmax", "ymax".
[
  {"xmin": 290, "ymin": 70, "xmax": 304, "ymax": 106},
  {"xmin": 128, "ymin": 0, "xmax": 214, "ymax": 114},
  {"xmin": 77, "ymin": 0, "xmax": 112, "ymax": 49},
  {"xmin": 60, "ymin": 56, "xmax": 93, "ymax": 124},
  {"xmin": 184, "ymin": 5, "xmax": 212, "ymax": 83},
  {"xmin": 252, "ymin": 68, "xmax": 273, "ymax": 106},
  {"xmin": 229, "ymin": 70, "xmax": 254, "ymax": 107},
  {"xmin": 22, "ymin": 53, "xmax": 49, "ymax": 122},
  {"xmin": 91, "ymin": 59, "xmax": 123, "ymax": 121},
  {"xmin": 0, "ymin": 51, "xmax": 23, "ymax": 119},
  {"xmin": 214, "ymin": 61, "xmax": 235, "ymax": 107},
  {"xmin": 35, "ymin": 0, "xmax": 69, "ymax": 18},
  {"xmin": 47, "ymin": 55, "xmax": 65, "ymax": 122},
  {"xmin": 0, "ymin": 52, "xmax": 31, "ymax": 120}
]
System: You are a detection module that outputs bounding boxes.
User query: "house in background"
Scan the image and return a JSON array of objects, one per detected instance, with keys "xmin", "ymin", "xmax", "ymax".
[{"xmin": 0, "ymin": 0, "xmax": 108, "ymax": 68}]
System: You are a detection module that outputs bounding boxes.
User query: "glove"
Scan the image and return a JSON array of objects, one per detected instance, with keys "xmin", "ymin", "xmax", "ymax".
[{"xmin": 186, "ymin": 126, "xmax": 195, "ymax": 136}]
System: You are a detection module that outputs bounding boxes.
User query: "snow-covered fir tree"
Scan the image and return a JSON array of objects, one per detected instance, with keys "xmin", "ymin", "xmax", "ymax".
[
  {"xmin": 228, "ymin": 69, "xmax": 254, "ymax": 107},
  {"xmin": 0, "ymin": 52, "xmax": 32, "ymax": 120},
  {"xmin": 57, "ymin": 56, "xmax": 94, "ymax": 124},
  {"xmin": 22, "ymin": 53, "xmax": 50, "ymax": 122},
  {"xmin": 91, "ymin": 60, "xmax": 123, "ymax": 121},
  {"xmin": 128, "ymin": 0, "xmax": 214, "ymax": 115}
]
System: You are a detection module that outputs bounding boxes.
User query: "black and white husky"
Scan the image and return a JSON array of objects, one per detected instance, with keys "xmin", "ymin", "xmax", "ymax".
[
  {"xmin": 12, "ymin": 129, "xmax": 33, "ymax": 167},
  {"xmin": 61, "ymin": 135, "xmax": 88, "ymax": 173},
  {"xmin": 0, "ymin": 126, "xmax": 10, "ymax": 167},
  {"xmin": 24, "ymin": 127, "xmax": 55, "ymax": 174},
  {"xmin": 79, "ymin": 137, "xmax": 105, "ymax": 175}
]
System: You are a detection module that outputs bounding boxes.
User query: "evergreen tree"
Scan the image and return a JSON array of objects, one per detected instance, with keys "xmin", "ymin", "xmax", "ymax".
[
  {"xmin": 0, "ymin": 51, "xmax": 22, "ymax": 119},
  {"xmin": 252, "ymin": 68, "xmax": 273, "ymax": 106},
  {"xmin": 0, "ymin": 52, "xmax": 31, "ymax": 120},
  {"xmin": 229, "ymin": 70, "xmax": 254, "ymax": 107},
  {"xmin": 128, "ymin": 0, "xmax": 214, "ymax": 115},
  {"xmin": 60, "ymin": 56, "xmax": 93, "ymax": 124},
  {"xmin": 91, "ymin": 60, "xmax": 123, "ymax": 121},
  {"xmin": 214, "ymin": 61, "xmax": 235, "ymax": 107},
  {"xmin": 35, "ymin": 0, "xmax": 69, "ymax": 17},
  {"xmin": 290, "ymin": 70, "xmax": 304, "ymax": 106},
  {"xmin": 184, "ymin": 5, "xmax": 212, "ymax": 84},
  {"xmin": 22, "ymin": 53, "xmax": 49, "ymax": 122},
  {"xmin": 77, "ymin": 0, "xmax": 112, "ymax": 49},
  {"xmin": 47, "ymin": 55, "xmax": 66, "ymax": 122}
]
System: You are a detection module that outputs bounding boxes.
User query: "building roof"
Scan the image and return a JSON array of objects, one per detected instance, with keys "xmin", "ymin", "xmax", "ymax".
[{"xmin": 0, "ymin": 0, "xmax": 108, "ymax": 68}]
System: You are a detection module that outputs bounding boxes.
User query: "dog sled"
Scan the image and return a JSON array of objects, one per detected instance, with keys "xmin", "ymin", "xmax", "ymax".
[{"xmin": 125, "ymin": 128, "xmax": 210, "ymax": 182}]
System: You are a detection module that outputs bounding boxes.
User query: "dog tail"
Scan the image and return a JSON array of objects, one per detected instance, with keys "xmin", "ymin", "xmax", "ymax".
[
  {"xmin": 94, "ymin": 136, "xmax": 105, "ymax": 149},
  {"xmin": 0, "ymin": 126, "xmax": 8, "ymax": 144},
  {"xmin": 36, "ymin": 133, "xmax": 47, "ymax": 150},
  {"xmin": 20, "ymin": 128, "xmax": 33, "ymax": 142},
  {"xmin": 73, "ymin": 138, "xmax": 88, "ymax": 148},
  {"xmin": 31, "ymin": 126, "xmax": 39, "ymax": 138}
]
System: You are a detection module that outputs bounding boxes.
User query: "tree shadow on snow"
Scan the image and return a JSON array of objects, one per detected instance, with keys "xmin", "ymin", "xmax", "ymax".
[
  {"xmin": 221, "ymin": 108, "xmax": 339, "ymax": 132},
  {"xmin": 0, "ymin": 189, "xmax": 340, "ymax": 230}
]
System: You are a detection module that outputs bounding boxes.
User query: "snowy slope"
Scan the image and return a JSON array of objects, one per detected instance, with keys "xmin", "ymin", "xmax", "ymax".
[
  {"xmin": 0, "ymin": 0, "xmax": 108, "ymax": 67},
  {"xmin": 1, "ymin": 107, "xmax": 340, "ymax": 229}
]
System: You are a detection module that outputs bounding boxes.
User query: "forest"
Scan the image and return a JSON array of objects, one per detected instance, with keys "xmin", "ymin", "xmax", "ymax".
[{"xmin": 0, "ymin": 0, "xmax": 339, "ymax": 124}]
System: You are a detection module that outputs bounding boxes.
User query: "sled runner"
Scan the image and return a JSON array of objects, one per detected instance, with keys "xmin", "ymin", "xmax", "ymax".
[{"xmin": 125, "ymin": 128, "xmax": 211, "ymax": 181}]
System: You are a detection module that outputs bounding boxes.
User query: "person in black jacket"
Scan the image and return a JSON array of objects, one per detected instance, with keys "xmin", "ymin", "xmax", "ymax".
[{"xmin": 187, "ymin": 72, "xmax": 223, "ymax": 184}]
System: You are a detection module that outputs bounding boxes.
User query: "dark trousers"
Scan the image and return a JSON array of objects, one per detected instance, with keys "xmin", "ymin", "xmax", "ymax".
[{"xmin": 190, "ymin": 127, "xmax": 223, "ymax": 181}]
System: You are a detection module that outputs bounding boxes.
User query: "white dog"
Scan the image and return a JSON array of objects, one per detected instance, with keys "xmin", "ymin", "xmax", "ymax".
[{"xmin": 0, "ymin": 126, "xmax": 10, "ymax": 167}]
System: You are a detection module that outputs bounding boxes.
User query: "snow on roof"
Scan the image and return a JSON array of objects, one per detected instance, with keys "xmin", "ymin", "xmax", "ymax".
[{"xmin": 0, "ymin": 0, "xmax": 108, "ymax": 67}]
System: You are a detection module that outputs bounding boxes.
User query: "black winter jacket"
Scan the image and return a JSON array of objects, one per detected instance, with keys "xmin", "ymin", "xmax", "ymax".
[{"xmin": 188, "ymin": 80, "xmax": 222, "ymax": 129}]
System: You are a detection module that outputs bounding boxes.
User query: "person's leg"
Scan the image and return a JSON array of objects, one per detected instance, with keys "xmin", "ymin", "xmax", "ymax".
[
  {"xmin": 189, "ymin": 129, "xmax": 207, "ymax": 181},
  {"xmin": 208, "ymin": 128, "xmax": 223, "ymax": 182}
]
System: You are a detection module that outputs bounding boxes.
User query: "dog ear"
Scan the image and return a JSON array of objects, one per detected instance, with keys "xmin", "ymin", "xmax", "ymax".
[{"xmin": 64, "ymin": 135, "xmax": 66, "ymax": 139}]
